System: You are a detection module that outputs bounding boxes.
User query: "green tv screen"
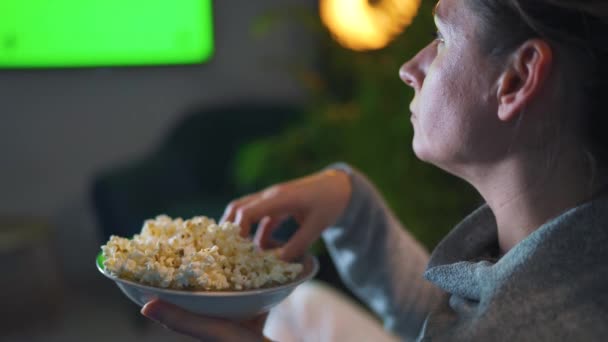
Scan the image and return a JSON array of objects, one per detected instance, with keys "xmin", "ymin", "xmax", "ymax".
[{"xmin": 0, "ymin": 0, "xmax": 214, "ymax": 69}]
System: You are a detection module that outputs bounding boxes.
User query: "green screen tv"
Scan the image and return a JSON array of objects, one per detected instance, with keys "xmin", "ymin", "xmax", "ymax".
[{"xmin": 0, "ymin": 0, "xmax": 214, "ymax": 69}]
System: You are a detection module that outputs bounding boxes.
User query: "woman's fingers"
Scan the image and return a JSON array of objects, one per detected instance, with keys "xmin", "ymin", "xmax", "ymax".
[
  {"xmin": 221, "ymin": 185, "xmax": 297, "ymax": 238},
  {"xmin": 142, "ymin": 300, "xmax": 231, "ymax": 339},
  {"xmin": 220, "ymin": 169, "xmax": 352, "ymax": 259},
  {"xmin": 220, "ymin": 193, "xmax": 257, "ymax": 224},
  {"xmin": 141, "ymin": 300, "xmax": 264, "ymax": 341},
  {"xmin": 240, "ymin": 312, "xmax": 269, "ymax": 334},
  {"xmin": 234, "ymin": 186, "xmax": 298, "ymax": 237},
  {"xmin": 279, "ymin": 215, "xmax": 324, "ymax": 261},
  {"xmin": 254, "ymin": 215, "xmax": 287, "ymax": 249}
]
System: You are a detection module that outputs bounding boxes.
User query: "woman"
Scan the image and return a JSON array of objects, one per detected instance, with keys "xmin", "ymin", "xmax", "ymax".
[{"xmin": 141, "ymin": 0, "xmax": 608, "ymax": 340}]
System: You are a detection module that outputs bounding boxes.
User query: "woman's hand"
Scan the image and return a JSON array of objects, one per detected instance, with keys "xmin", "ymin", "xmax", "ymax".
[
  {"xmin": 141, "ymin": 299, "xmax": 269, "ymax": 341},
  {"xmin": 221, "ymin": 169, "xmax": 352, "ymax": 261}
]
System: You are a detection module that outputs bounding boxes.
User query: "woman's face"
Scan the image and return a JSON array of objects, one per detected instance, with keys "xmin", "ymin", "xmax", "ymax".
[{"xmin": 400, "ymin": 0, "xmax": 507, "ymax": 177}]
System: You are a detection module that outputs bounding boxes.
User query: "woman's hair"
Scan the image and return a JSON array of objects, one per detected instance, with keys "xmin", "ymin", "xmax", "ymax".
[{"xmin": 468, "ymin": 0, "xmax": 608, "ymax": 165}]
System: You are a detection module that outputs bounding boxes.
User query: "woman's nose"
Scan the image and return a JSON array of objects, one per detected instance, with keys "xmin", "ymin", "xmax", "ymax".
[
  {"xmin": 399, "ymin": 45, "xmax": 431, "ymax": 90},
  {"xmin": 399, "ymin": 57, "xmax": 424, "ymax": 90}
]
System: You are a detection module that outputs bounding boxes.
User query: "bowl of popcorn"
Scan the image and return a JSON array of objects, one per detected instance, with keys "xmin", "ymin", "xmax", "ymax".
[{"xmin": 96, "ymin": 215, "xmax": 318, "ymax": 320}]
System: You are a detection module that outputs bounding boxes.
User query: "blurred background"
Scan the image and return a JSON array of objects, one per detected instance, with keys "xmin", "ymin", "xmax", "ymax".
[{"xmin": 0, "ymin": 0, "xmax": 479, "ymax": 340}]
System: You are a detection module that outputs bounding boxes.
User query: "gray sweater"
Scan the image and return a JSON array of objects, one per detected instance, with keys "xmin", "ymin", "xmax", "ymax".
[{"xmin": 322, "ymin": 166, "xmax": 608, "ymax": 341}]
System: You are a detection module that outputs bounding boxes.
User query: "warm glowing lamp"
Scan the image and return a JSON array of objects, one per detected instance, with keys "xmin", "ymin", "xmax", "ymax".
[{"xmin": 320, "ymin": 0, "xmax": 420, "ymax": 51}]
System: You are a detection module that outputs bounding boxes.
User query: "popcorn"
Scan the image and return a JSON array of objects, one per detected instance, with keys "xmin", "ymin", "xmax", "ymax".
[{"xmin": 101, "ymin": 215, "xmax": 303, "ymax": 291}]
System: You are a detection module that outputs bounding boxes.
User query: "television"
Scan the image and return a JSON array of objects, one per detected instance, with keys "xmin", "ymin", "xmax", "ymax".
[{"xmin": 0, "ymin": 0, "xmax": 214, "ymax": 69}]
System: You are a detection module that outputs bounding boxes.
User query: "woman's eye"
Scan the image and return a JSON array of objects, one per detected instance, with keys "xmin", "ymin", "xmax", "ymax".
[{"xmin": 431, "ymin": 30, "xmax": 445, "ymax": 44}]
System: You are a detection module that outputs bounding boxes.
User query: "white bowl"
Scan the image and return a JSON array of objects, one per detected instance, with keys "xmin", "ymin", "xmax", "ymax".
[{"xmin": 96, "ymin": 252, "xmax": 319, "ymax": 320}]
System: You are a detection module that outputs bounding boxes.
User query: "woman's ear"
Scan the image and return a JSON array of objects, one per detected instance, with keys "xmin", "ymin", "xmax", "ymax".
[{"xmin": 496, "ymin": 39, "xmax": 553, "ymax": 122}]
